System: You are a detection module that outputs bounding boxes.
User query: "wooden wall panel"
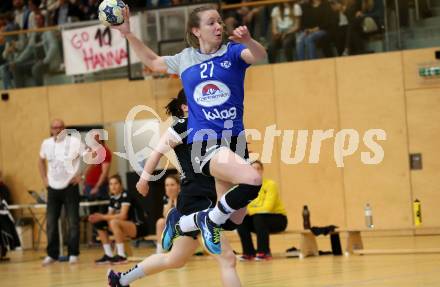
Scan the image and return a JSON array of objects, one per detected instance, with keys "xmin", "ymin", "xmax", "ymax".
[
  {"xmin": 1, "ymin": 48, "xmax": 439, "ymax": 234},
  {"xmin": 0, "ymin": 87, "xmax": 50, "ymax": 203},
  {"xmin": 402, "ymin": 47, "xmax": 440, "ymax": 90},
  {"xmin": 152, "ymin": 78, "xmax": 182, "ymax": 121},
  {"xmin": 48, "ymin": 83, "xmax": 103, "ymax": 125},
  {"xmin": 101, "ymin": 79, "xmax": 155, "ymax": 123},
  {"xmin": 273, "ymin": 60, "xmax": 346, "ymax": 230},
  {"xmin": 337, "ymin": 52, "xmax": 412, "ymax": 229},
  {"xmin": 406, "ymin": 88, "xmax": 440, "ymax": 227},
  {"xmin": 244, "ymin": 65, "xmax": 281, "ymax": 185},
  {"xmin": 151, "ymin": 78, "xmax": 182, "ymax": 170},
  {"xmin": 101, "ymin": 79, "xmax": 160, "ymax": 185}
]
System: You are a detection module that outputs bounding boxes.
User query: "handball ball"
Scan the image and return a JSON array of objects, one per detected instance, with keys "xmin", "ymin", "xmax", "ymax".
[{"xmin": 98, "ymin": 0, "xmax": 126, "ymax": 26}]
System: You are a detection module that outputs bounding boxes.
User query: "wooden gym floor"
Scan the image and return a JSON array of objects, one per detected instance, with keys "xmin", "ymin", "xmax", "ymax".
[{"xmin": 2, "ymin": 234, "xmax": 440, "ymax": 287}]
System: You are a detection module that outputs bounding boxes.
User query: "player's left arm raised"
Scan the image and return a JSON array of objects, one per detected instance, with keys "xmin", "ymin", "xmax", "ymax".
[{"xmin": 229, "ymin": 26, "xmax": 267, "ymax": 64}]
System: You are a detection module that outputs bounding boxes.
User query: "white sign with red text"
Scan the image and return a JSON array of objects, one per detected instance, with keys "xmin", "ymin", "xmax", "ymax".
[{"xmin": 62, "ymin": 15, "xmax": 141, "ymax": 75}]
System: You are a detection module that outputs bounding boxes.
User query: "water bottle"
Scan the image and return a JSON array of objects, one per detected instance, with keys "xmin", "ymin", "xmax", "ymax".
[
  {"xmin": 364, "ymin": 203, "xmax": 374, "ymax": 228},
  {"xmin": 302, "ymin": 205, "xmax": 311, "ymax": 230},
  {"xmin": 413, "ymin": 199, "xmax": 422, "ymax": 226}
]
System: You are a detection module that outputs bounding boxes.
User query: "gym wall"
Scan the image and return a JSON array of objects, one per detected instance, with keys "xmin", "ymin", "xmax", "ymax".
[{"xmin": 1, "ymin": 47, "xmax": 439, "ymax": 230}]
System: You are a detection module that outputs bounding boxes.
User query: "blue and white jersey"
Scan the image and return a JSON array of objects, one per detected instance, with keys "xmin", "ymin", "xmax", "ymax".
[{"xmin": 163, "ymin": 42, "xmax": 250, "ymax": 143}]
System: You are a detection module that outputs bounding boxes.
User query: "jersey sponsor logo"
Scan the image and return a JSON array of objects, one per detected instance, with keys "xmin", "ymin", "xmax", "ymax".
[
  {"xmin": 202, "ymin": 107, "xmax": 237, "ymax": 121},
  {"xmin": 194, "ymin": 80, "xmax": 231, "ymax": 107},
  {"xmin": 220, "ymin": 60, "xmax": 231, "ymax": 69}
]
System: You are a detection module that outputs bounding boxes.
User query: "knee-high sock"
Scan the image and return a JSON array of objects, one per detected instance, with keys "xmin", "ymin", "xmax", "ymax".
[
  {"xmin": 208, "ymin": 183, "xmax": 261, "ymax": 225},
  {"xmin": 119, "ymin": 265, "xmax": 146, "ymax": 286}
]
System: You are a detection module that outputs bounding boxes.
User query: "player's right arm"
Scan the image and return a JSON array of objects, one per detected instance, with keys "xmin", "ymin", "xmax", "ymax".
[
  {"xmin": 112, "ymin": 6, "xmax": 167, "ymax": 73},
  {"xmin": 136, "ymin": 129, "xmax": 182, "ymax": 196}
]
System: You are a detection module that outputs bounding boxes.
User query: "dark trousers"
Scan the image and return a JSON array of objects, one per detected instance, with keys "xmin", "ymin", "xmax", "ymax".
[
  {"xmin": 334, "ymin": 25, "xmax": 348, "ymax": 56},
  {"xmin": 237, "ymin": 214, "xmax": 288, "ymax": 255},
  {"xmin": 46, "ymin": 184, "xmax": 80, "ymax": 259},
  {"xmin": 347, "ymin": 16, "xmax": 366, "ymax": 55},
  {"xmin": 268, "ymin": 33, "xmax": 296, "ymax": 63},
  {"xmin": 32, "ymin": 61, "xmax": 50, "ymax": 87}
]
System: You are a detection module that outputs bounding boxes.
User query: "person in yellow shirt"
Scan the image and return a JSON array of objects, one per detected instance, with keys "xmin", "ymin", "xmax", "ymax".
[{"xmin": 237, "ymin": 160, "xmax": 288, "ymax": 260}]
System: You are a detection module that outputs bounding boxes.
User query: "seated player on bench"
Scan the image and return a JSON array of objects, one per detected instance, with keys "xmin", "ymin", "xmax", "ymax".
[{"xmin": 88, "ymin": 174, "xmax": 148, "ymax": 264}]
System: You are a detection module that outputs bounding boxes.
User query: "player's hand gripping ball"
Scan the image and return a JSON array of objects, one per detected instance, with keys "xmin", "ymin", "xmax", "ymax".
[{"xmin": 98, "ymin": 0, "xmax": 126, "ymax": 26}]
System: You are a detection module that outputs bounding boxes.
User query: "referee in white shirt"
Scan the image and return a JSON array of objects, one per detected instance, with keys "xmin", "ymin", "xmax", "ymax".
[{"xmin": 38, "ymin": 119, "xmax": 83, "ymax": 266}]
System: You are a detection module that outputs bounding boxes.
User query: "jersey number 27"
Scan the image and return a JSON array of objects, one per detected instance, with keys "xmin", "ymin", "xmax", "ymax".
[{"xmin": 200, "ymin": 61, "xmax": 214, "ymax": 79}]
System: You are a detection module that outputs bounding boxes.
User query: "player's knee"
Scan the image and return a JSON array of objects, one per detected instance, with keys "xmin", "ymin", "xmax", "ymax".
[
  {"xmin": 109, "ymin": 219, "xmax": 120, "ymax": 229},
  {"xmin": 251, "ymin": 172, "xmax": 262, "ymax": 186},
  {"xmin": 241, "ymin": 169, "xmax": 262, "ymax": 186},
  {"xmin": 166, "ymin": 256, "xmax": 186, "ymax": 269},
  {"xmin": 156, "ymin": 218, "xmax": 165, "ymax": 229},
  {"xmin": 174, "ymin": 258, "xmax": 187, "ymax": 269},
  {"xmin": 219, "ymin": 249, "xmax": 236, "ymax": 268}
]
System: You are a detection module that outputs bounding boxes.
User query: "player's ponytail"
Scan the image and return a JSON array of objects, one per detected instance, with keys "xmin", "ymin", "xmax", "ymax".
[{"xmin": 165, "ymin": 89, "xmax": 187, "ymax": 117}]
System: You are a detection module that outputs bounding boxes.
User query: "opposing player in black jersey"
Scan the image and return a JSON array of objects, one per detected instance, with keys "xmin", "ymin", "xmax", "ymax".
[
  {"xmin": 107, "ymin": 90, "xmax": 241, "ymax": 287},
  {"xmin": 89, "ymin": 174, "xmax": 148, "ymax": 265}
]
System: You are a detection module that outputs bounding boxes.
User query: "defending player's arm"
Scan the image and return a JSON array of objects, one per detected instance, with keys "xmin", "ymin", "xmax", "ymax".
[
  {"xmin": 112, "ymin": 7, "xmax": 167, "ymax": 73},
  {"xmin": 229, "ymin": 26, "xmax": 267, "ymax": 64},
  {"xmin": 136, "ymin": 129, "xmax": 182, "ymax": 196}
]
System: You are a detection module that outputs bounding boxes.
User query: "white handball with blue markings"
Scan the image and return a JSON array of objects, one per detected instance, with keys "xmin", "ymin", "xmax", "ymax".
[{"xmin": 98, "ymin": 0, "xmax": 125, "ymax": 26}]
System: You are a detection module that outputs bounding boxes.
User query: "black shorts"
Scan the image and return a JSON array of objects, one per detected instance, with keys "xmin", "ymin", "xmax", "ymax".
[
  {"xmin": 176, "ymin": 176, "xmax": 241, "ymax": 236},
  {"xmin": 176, "ymin": 177, "xmax": 216, "ymax": 239},
  {"xmin": 94, "ymin": 220, "xmax": 148, "ymax": 239},
  {"xmin": 189, "ymin": 135, "xmax": 249, "ymax": 177},
  {"xmin": 177, "ymin": 177, "xmax": 216, "ymax": 215}
]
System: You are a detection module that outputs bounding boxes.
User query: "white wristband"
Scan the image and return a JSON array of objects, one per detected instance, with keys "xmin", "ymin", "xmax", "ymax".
[{"xmin": 140, "ymin": 171, "xmax": 151, "ymax": 181}]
